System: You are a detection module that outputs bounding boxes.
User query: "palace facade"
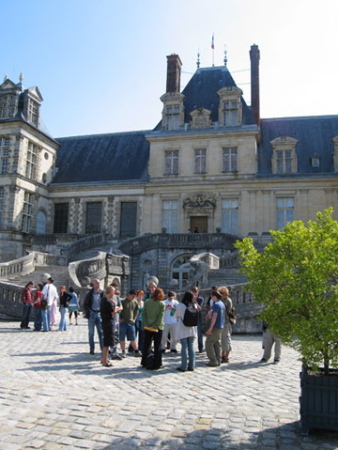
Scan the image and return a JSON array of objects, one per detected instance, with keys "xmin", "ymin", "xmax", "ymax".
[{"xmin": 1, "ymin": 44, "xmax": 338, "ymax": 291}]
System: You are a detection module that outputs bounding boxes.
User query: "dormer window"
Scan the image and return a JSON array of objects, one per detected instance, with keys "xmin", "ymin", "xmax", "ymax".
[
  {"xmin": 271, "ymin": 137, "xmax": 298, "ymax": 174},
  {"xmin": 311, "ymin": 156, "xmax": 320, "ymax": 168},
  {"xmin": 217, "ymin": 86, "xmax": 243, "ymax": 127},
  {"xmin": 28, "ymin": 98, "xmax": 39, "ymax": 126},
  {"xmin": 0, "ymin": 94, "xmax": 17, "ymax": 119},
  {"xmin": 160, "ymin": 92, "xmax": 185, "ymax": 131}
]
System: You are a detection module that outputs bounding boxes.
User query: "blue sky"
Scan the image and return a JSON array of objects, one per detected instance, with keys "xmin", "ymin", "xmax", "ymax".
[{"xmin": 2, "ymin": 0, "xmax": 338, "ymax": 138}]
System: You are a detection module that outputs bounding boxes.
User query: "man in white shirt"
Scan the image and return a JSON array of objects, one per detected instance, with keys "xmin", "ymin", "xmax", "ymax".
[
  {"xmin": 41, "ymin": 277, "xmax": 58, "ymax": 332},
  {"xmin": 161, "ymin": 291, "xmax": 179, "ymax": 353}
]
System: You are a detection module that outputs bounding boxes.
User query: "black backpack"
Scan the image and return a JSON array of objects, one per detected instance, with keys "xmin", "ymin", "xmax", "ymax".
[{"xmin": 182, "ymin": 305, "xmax": 198, "ymax": 327}]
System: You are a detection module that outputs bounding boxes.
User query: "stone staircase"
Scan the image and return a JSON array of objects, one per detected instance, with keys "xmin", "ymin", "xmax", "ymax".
[
  {"xmin": 7, "ymin": 265, "xmax": 71, "ymax": 289},
  {"xmin": 208, "ymin": 268, "xmax": 247, "ymax": 287}
]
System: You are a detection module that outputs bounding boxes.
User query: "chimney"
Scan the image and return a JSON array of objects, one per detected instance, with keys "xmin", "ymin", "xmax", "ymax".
[
  {"xmin": 250, "ymin": 44, "xmax": 260, "ymax": 125},
  {"xmin": 166, "ymin": 54, "xmax": 182, "ymax": 93}
]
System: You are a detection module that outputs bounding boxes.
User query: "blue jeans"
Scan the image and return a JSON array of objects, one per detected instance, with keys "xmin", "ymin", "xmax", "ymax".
[
  {"xmin": 88, "ymin": 311, "xmax": 103, "ymax": 353},
  {"xmin": 20, "ymin": 304, "xmax": 32, "ymax": 328},
  {"xmin": 180, "ymin": 336, "xmax": 195, "ymax": 370},
  {"xmin": 59, "ymin": 306, "xmax": 68, "ymax": 331},
  {"xmin": 41, "ymin": 308, "xmax": 50, "ymax": 331},
  {"xmin": 34, "ymin": 308, "xmax": 42, "ymax": 331}
]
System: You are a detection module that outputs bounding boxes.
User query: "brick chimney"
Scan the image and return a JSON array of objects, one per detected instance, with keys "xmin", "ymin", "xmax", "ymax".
[
  {"xmin": 250, "ymin": 44, "xmax": 260, "ymax": 125},
  {"xmin": 166, "ymin": 54, "xmax": 182, "ymax": 93}
]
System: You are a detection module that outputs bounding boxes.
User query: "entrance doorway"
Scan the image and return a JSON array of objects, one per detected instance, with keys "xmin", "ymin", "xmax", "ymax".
[{"xmin": 190, "ymin": 216, "xmax": 208, "ymax": 233}]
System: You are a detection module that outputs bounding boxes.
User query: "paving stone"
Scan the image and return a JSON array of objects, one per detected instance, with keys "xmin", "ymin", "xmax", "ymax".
[{"xmin": 1, "ymin": 321, "xmax": 338, "ymax": 449}]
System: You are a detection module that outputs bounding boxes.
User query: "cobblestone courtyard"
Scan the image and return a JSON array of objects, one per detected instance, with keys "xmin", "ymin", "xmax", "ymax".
[{"xmin": 0, "ymin": 320, "xmax": 338, "ymax": 449}]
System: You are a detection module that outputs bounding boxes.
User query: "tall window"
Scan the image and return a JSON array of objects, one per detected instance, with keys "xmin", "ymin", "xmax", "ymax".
[
  {"xmin": 222, "ymin": 199, "xmax": 238, "ymax": 235},
  {"xmin": 54, "ymin": 203, "xmax": 69, "ymax": 233},
  {"xmin": 26, "ymin": 142, "xmax": 37, "ymax": 180},
  {"xmin": 27, "ymin": 99, "xmax": 39, "ymax": 126},
  {"xmin": 194, "ymin": 149, "xmax": 206, "ymax": 173},
  {"xmin": 223, "ymin": 148, "xmax": 237, "ymax": 172},
  {"xmin": 166, "ymin": 104, "xmax": 180, "ymax": 130},
  {"xmin": 85, "ymin": 202, "xmax": 102, "ymax": 233},
  {"xmin": 120, "ymin": 202, "xmax": 137, "ymax": 238},
  {"xmin": 0, "ymin": 137, "xmax": 10, "ymax": 175},
  {"xmin": 36, "ymin": 210, "xmax": 47, "ymax": 234},
  {"xmin": 276, "ymin": 150, "xmax": 292, "ymax": 174},
  {"xmin": 0, "ymin": 187, "xmax": 4, "ymax": 228},
  {"xmin": 165, "ymin": 150, "xmax": 179, "ymax": 175},
  {"xmin": 277, "ymin": 198, "xmax": 294, "ymax": 230},
  {"xmin": 223, "ymin": 100, "xmax": 238, "ymax": 127},
  {"xmin": 162, "ymin": 201, "xmax": 178, "ymax": 233},
  {"xmin": 22, "ymin": 191, "xmax": 33, "ymax": 233},
  {"xmin": 0, "ymin": 94, "xmax": 16, "ymax": 118}
]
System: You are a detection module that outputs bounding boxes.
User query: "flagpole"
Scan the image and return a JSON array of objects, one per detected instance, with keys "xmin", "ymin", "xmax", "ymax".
[{"xmin": 211, "ymin": 33, "xmax": 214, "ymax": 67}]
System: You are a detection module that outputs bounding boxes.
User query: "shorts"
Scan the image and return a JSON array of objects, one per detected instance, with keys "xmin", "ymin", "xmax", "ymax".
[{"xmin": 119, "ymin": 321, "xmax": 136, "ymax": 341}]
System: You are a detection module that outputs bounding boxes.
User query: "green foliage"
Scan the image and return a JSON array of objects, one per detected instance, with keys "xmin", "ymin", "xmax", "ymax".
[{"xmin": 235, "ymin": 208, "xmax": 338, "ymax": 374}]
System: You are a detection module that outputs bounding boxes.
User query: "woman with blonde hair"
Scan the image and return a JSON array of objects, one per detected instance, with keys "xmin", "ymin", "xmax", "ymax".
[{"xmin": 141, "ymin": 287, "xmax": 166, "ymax": 370}]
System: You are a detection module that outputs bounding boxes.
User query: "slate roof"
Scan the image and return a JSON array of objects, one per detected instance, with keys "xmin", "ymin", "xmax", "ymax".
[
  {"xmin": 52, "ymin": 131, "xmax": 150, "ymax": 184},
  {"xmin": 154, "ymin": 65, "xmax": 256, "ymax": 131},
  {"xmin": 258, "ymin": 115, "xmax": 338, "ymax": 176}
]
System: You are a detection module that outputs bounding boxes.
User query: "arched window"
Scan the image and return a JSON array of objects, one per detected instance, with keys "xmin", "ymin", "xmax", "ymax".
[
  {"xmin": 36, "ymin": 210, "xmax": 47, "ymax": 234},
  {"xmin": 170, "ymin": 254, "xmax": 193, "ymax": 291}
]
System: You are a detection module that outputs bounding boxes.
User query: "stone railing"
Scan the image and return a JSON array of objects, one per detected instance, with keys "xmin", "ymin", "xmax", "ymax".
[
  {"xmin": 0, "ymin": 253, "xmax": 36, "ymax": 280},
  {"xmin": 0, "ymin": 281, "xmax": 25, "ymax": 319},
  {"xmin": 60, "ymin": 233, "xmax": 108, "ymax": 262},
  {"xmin": 119, "ymin": 232, "xmax": 239, "ymax": 255}
]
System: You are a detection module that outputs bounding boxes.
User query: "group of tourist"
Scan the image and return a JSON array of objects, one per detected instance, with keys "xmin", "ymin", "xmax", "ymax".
[
  {"xmin": 20, "ymin": 278, "xmax": 79, "ymax": 332},
  {"xmin": 20, "ymin": 276, "xmax": 281, "ymax": 368},
  {"xmin": 82, "ymin": 278, "xmax": 240, "ymax": 371}
]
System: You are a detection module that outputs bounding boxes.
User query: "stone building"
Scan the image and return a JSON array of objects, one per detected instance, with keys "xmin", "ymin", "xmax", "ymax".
[{"xmin": 1, "ymin": 44, "xmax": 338, "ymax": 292}]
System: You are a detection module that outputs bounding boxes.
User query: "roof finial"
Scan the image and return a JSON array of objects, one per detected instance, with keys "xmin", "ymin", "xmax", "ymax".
[
  {"xmin": 4, "ymin": 75, "xmax": 8, "ymax": 82},
  {"xmin": 197, "ymin": 48, "xmax": 200, "ymax": 69},
  {"xmin": 224, "ymin": 45, "xmax": 228, "ymax": 66},
  {"xmin": 19, "ymin": 73, "xmax": 24, "ymax": 83}
]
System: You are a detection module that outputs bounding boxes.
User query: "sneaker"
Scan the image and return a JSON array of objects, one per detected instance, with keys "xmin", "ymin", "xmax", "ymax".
[
  {"xmin": 176, "ymin": 367, "xmax": 186, "ymax": 372},
  {"xmin": 111, "ymin": 354, "xmax": 123, "ymax": 360},
  {"xmin": 273, "ymin": 358, "xmax": 280, "ymax": 364},
  {"xmin": 205, "ymin": 362, "xmax": 219, "ymax": 367},
  {"xmin": 161, "ymin": 349, "xmax": 166, "ymax": 353},
  {"xmin": 133, "ymin": 350, "xmax": 142, "ymax": 357},
  {"xmin": 170, "ymin": 349, "xmax": 178, "ymax": 353},
  {"xmin": 259, "ymin": 358, "xmax": 268, "ymax": 363},
  {"xmin": 89, "ymin": 350, "xmax": 95, "ymax": 355},
  {"xmin": 121, "ymin": 351, "xmax": 126, "ymax": 358}
]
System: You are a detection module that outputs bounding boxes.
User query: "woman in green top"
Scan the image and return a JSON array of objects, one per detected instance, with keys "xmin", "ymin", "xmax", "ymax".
[{"xmin": 141, "ymin": 287, "xmax": 166, "ymax": 370}]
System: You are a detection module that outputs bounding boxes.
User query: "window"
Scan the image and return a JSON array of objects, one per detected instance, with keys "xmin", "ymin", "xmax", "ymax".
[
  {"xmin": 120, "ymin": 202, "xmax": 137, "ymax": 238},
  {"xmin": 0, "ymin": 137, "xmax": 10, "ymax": 175},
  {"xmin": 53, "ymin": 203, "xmax": 69, "ymax": 233},
  {"xmin": 276, "ymin": 150, "xmax": 292, "ymax": 174},
  {"xmin": 171, "ymin": 254, "xmax": 193, "ymax": 291},
  {"xmin": 166, "ymin": 104, "xmax": 180, "ymax": 130},
  {"xmin": 277, "ymin": 198, "xmax": 294, "ymax": 230},
  {"xmin": 194, "ymin": 149, "xmax": 206, "ymax": 174},
  {"xmin": 222, "ymin": 148, "xmax": 237, "ymax": 172},
  {"xmin": 223, "ymin": 100, "xmax": 238, "ymax": 127},
  {"xmin": 0, "ymin": 188, "xmax": 4, "ymax": 228},
  {"xmin": 22, "ymin": 191, "xmax": 33, "ymax": 233},
  {"xmin": 222, "ymin": 200, "xmax": 238, "ymax": 235},
  {"xmin": 0, "ymin": 94, "xmax": 16, "ymax": 118},
  {"xmin": 26, "ymin": 142, "xmax": 37, "ymax": 180},
  {"xmin": 36, "ymin": 210, "xmax": 47, "ymax": 234},
  {"xmin": 165, "ymin": 150, "xmax": 179, "ymax": 175},
  {"xmin": 27, "ymin": 98, "xmax": 39, "ymax": 126},
  {"xmin": 85, "ymin": 202, "xmax": 102, "ymax": 233},
  {"xmin": 271, "ymin": 137, "xmax": 298, "ymax": 174},
  {"xmin": 162, "ymin": 201, "xmax": 178, "ymax": 233}
]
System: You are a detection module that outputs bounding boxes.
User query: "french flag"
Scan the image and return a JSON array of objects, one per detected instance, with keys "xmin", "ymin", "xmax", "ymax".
[{"xmin": 211, "ymin": 34, "xmax": 214, "ymax": 49}]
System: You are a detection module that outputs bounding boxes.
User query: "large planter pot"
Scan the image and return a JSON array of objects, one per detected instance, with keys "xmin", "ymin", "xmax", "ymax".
[{"xmin": 300, "ymin": 365, "xmax": 338, "ymax": 436}]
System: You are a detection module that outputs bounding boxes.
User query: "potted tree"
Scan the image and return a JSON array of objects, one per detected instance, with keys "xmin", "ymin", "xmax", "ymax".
[{"xmin": 235, "ymin": 208, "xmax": 338, "ymax": 435}]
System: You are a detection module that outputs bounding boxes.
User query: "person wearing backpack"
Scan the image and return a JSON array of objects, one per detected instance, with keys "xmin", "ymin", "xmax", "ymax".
[{"xmin": 175, "ymin": 290, "xmax": 200, "ymax": 372}]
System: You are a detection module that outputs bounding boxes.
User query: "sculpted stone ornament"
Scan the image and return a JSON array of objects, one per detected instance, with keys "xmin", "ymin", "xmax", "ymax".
[{"xmin": 183, "ymin": 193, "xmax": 216, "ymax": 209}]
